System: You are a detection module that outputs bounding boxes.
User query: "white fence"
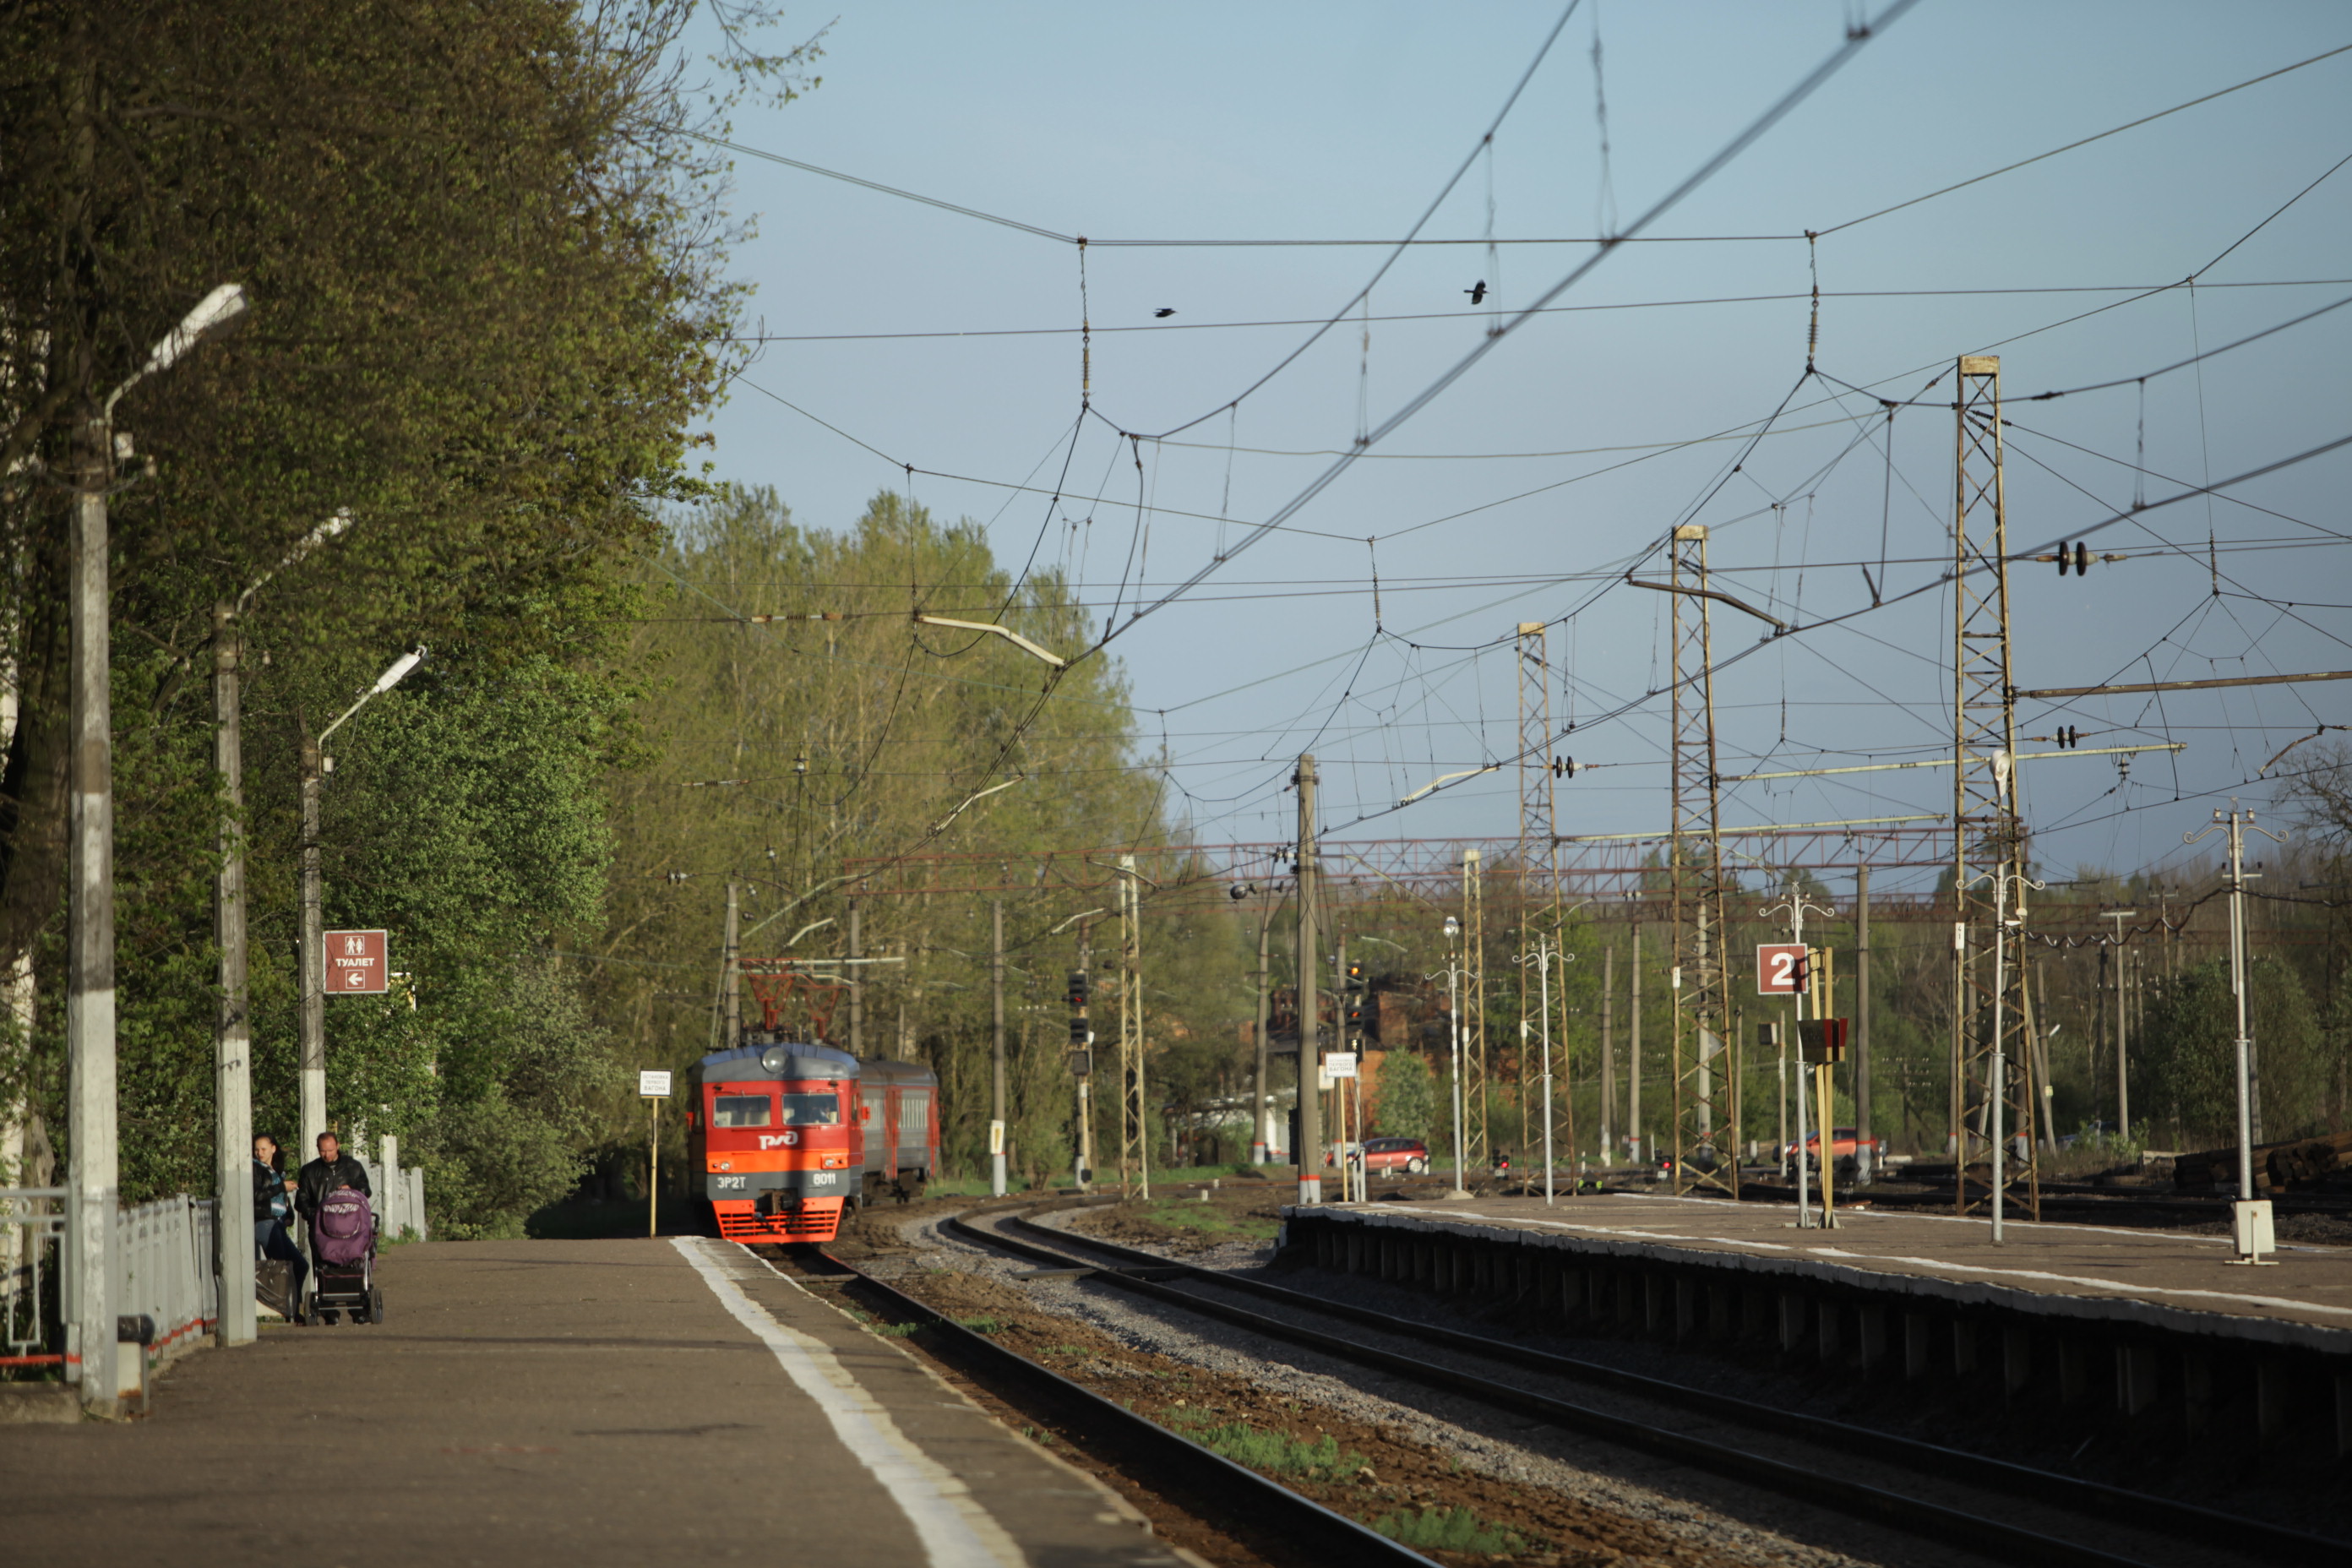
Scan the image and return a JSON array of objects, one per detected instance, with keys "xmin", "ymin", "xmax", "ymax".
[
  {"xmin": 116, "ymin": 1195, "xmax": 218, "ymax": 1368},
  {"xmin": 3, "ymin": 1157, "xmax": 427, "ymax": 1386}
]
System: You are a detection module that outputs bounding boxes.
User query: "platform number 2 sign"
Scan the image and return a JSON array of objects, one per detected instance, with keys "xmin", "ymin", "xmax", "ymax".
[{"xmin": 1756, "ymin": 943, "xmax": 1808, "ymax": 996}]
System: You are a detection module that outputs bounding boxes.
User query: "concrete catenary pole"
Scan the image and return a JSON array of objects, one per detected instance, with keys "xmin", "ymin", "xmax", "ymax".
[
  {"xmin": 1293, "ymin": 755, "xmax": 1322, "ymax": 1205},
  {"xmin": 68, "ymin": 411, "xmax": 121, "ymax": 1413},
  {"xmin": 1627, "ymin": 923, "xmax": 1642, "ymax": 1162},
  {"xmin": 1599, "ymin": 944, "xmax": 1615, "ymax": 1165},
  {"xmin": 991, "ymin": 899, "xmax": 1006, "ymax": 1197},
  {"xmin": 1251, "ymin": 905, "xmax": 1272, "ymax": 1163},
  {"xmin": 722, "ymin": 881, "xmax": 741, "ymax": 1051},
  {"xmin": 213, "ymin": 603, "xmax": 255, "ymax": 1347},
  {"xmin": 298, "ymin": 738, "xmax": 325, "ymax": 1159},
  {"xmin": 1854, "ymin": 866, "xmax": 1871, "ymax": 1184},
  {"xmin": 847, "ymin": 901, "xmax": 863, "ymax": 1056}
]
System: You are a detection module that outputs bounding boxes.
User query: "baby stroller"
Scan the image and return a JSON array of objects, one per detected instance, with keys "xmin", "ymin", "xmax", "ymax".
[{"xmin": 308, "ymin": 1186, "xmax": 383, "ymax": 1326}]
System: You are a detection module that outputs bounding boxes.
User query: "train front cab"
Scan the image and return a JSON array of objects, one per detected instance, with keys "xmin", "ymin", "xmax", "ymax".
[{"xmin": 688, "ymin": 1043, "xmax": 859, "ymax": 1242}]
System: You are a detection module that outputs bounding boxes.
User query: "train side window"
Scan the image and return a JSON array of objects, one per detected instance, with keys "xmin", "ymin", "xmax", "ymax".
[
  {"xmin": 711, "ymin": 1093, "xmax": 774, "ymax": 1128},
  {"xmin": 897, "ymin": 1090, "xmax": 930, "ymax": 1140}
]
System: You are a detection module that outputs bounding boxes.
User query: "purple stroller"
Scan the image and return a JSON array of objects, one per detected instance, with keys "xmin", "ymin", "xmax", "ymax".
[{"xmin": 309, "ymin": 1186, "xmax": 382, "ymax": 1325}]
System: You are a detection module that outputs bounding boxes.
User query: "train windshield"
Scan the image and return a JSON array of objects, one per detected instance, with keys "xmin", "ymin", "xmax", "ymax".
[
  {"xmin": 778, "ymin": 1092, "xmax": 841, "ymax": 1126},
  {"xmin": 710, "ymin": 1093, "xmax": 773, "ymax": 1128}
]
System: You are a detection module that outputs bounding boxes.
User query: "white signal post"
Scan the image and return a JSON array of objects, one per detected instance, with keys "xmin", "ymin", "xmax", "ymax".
[
  {"xmin": 1761, "ymin": 886, "xmax": 1833, "ymax": 1229},
  {"xmin": 640, "ymin": 1070, "xmax": 672, "ymax": 1238}
]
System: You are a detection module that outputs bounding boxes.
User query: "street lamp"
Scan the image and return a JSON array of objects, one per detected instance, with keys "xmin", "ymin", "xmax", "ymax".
[
  {"xmin": 70, "ymin": 283, "xmax": 247, "ymax": 1415},
  {"xmin": 299, "ymin": 646, "xmax": 427, "ymax": 1158},
  {"xmin": 214, "ymin": 509, "xmax": 352, "ymax": 1350}
]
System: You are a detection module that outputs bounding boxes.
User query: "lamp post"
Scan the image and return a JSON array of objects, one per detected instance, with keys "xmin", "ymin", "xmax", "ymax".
[
  {"xmin": 1440, "ymin": 914, "xmax": 1469, "ymax": 1199},
  {"xmin": 70, "ymin": 284, "xmax": 248, "ymax": 1415},
  {"xmin": 214, "ymin": 509, "xmax": 351, "ymax": 1349},
  {"xmin": 298, "ymin": 647, "xmax": 427, "ymax": 1158}
]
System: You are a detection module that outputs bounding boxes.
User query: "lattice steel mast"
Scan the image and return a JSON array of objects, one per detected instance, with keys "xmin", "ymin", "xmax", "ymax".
[
  {"xmin": 1950, "ymin": 356, "xmax": 2038, "ymax": 1220},
  {"xmin": 1668, "ymin": 525, "xmax": 1738, "ymax": 1195},
  {"xmin": 1516, "ymin": 623, "xmax": 1557, "ymax": 1124},
  {"xmin": 1116, "ymin": 852, "xmax": 1149, "ymax": 1200}
]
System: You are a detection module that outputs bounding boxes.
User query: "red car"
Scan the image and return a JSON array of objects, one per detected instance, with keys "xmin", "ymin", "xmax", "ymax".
[
  {"xmin": 1362, "ymin": 1136, "xmax": 1430, "ymax": 1175},
  {"xmin": 1783, "ymin": 1127, "xmax": 1886, "ymax": 1177}
]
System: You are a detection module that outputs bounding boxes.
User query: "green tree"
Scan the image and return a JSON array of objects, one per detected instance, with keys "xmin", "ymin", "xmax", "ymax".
[
  {"xmin": 2139, "ymin": 957, "xmax": 2323, "ymax": 1146},
  {"xmin": 1376, "ymin": 1052, "xmax": 1439, "ymax": 1141}
]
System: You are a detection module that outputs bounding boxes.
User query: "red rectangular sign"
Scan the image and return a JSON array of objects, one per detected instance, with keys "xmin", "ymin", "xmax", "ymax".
[
  {"xmin": 325, "ymin": 928, "xmax": 389, "ymax": 994},
  {"xmin": 1756, "ymin": 943, "xmax": 1808, "ymax": 995}
]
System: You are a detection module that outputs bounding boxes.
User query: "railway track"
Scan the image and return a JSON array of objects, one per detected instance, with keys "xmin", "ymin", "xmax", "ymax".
[
  {"xmin": 939, "ymin": 1200, "xmax": 2352, "ymax": 1568},
  {"xmin": 798, "ymin": 1234, "xmax": 1444, "ymax": 1568}
]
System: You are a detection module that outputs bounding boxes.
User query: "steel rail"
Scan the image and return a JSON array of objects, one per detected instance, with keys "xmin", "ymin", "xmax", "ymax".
[
  {"xmin": 798, "ymin": 1243, "xmax": 1442, "ymax": 1568},
  {"xmin": 953, "ymin": 1207, "xmax": 2344, "ymax": 1568}
]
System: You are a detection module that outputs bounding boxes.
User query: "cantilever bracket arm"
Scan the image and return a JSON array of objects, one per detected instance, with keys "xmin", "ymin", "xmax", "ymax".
[
  {"xmin": 913, "ymin": 613, "xmax": 1068, "ymax": 668},
  {"xmin": 1622, "ymin": 571, "xmax": 1788, "ymax": 633}
]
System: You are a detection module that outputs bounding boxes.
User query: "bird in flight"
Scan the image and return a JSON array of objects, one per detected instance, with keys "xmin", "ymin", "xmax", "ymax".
[
  {"xmin": 1154, "ymin": 307, "xmax": 1177, "ymax": 318},
  {"xmin": 1464, "ymin": 280, "xmax": 1488, "ymax": 305}
]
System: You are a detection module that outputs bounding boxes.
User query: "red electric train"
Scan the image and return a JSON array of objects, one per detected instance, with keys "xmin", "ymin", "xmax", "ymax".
[{"xmin": 686, "ymin": 1039, "xmax": 939, "ymax": 1243}]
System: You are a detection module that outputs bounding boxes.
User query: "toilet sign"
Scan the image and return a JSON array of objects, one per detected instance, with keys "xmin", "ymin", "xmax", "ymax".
[{"xmin": 325, "ymin": 929, "xmax": 389, "ymax": 994}]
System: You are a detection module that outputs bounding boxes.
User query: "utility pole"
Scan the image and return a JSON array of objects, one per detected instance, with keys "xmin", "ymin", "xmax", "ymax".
[
  {"xmin": 69, "ymin": 411, "xmax": 122, "ymax": 1413},
  {"xmin": 1627, "ymin": 922, "xmax": 1642, "ymax": 1163},
  {"xmin": 847, "ymin": 901, "xmax": 863, "ymax": 1056},
  {"xmin": 1295, "ymin": 756, "xmax": 1323, "ymax": 1205},
  {"xmin": 212, "ymin": 605, "xmax": 255, "ymax": 1348},
  {"xmin": 991, "ymin": 899, "xmax": 1006, "ymax": 1197},
  {"xmin": 722, "ymin": 881, "xmax": 742, "ymax": 1051},
  {"xmin": 2185, "ymin": 808, "xmax": 2283, "ymax": 1262},
  {"xmin": 2099, "ymin": 906, "xmax": 2134, "ymax": 1141},
  {"xmin": 299, "ymin": 732, "xmax": 326, "ymax": 1158},
  {"xmin": 1769, "ymin": 882, "xmax": 1835, "ymax": 1228},
  {"xmin": 1854, "ymin": 867, "xmax": 1872, "ymax": 1184},
  {"xmin": 1460, "ymin": 847, "xmax": 1486, "ymax": 1179},
  {"xmin": 1599, "ymin": 945, "xmax": 1615, "ymax": 1167},
  {"xmin": 70, "ymin": 283, "xmax": 247, "ymax": 1415},
  {"xmin": 1950, "ymin": 354, "xmax": 2037, "ymax": 1222},
  {"xmin": 1250, "ymin": 904, "xmax": 1272, "ymax": 1164},
  {"xmin": 1667, "ymin": 523, "xmax": 1737, "ymax": 1196},
  {"xmin": 1439, "ymin": 915, "xmax": 1469, "ymax": 1198},
  {"xmin": 1075, "ymin": 920, "xmax": 1095, "ymax": 1193},
  {"xmin": 297, "ymin": 645, "xmax": 424, "ymax": 1162},
  {"xmin": 1117, "ymin": 855, "xmax": 1146, "ymax": 1200}
]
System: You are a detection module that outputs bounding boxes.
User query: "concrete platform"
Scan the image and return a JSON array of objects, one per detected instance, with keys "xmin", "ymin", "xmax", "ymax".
[
  {"xmin": 1281, "ymin": 1192, "xmax": 2352, "ymax": 1463},
  {"xmin": 1290, "ymin": 1192, "xmax": 2352, "ymax": 1349},
  {"xmin": 0, "ymin": 1236, "xmax": 1194, "ymax": 1567}
]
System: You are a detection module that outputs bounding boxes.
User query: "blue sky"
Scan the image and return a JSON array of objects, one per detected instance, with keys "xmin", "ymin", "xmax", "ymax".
[{"xmin": 689, "ymin": 2, "xmax": 2352, "ymax": 890}]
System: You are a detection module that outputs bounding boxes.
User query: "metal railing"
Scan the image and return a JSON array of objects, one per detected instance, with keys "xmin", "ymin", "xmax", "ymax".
[
  {"xmin": 2, "ymin": 1187, "xmax": 67, "ymax": 1369},
  {"xmin": 117, "ymin": 1195, "xmax": 218, "ymax": 1365}
]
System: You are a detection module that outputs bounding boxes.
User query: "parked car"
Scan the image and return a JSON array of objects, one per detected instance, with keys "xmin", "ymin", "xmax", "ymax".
[
  {"xmin": 1783, "ymin": 1126, "xmax": 1886, "ymax": 1179},
  {"xmin": 1362, "ymin": 1136, "xmax": 1429, "ymax": 1175}
]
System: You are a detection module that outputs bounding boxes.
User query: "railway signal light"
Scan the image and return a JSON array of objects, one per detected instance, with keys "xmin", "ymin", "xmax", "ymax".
[
  {"xmin": 1068, "ymin": 1015, "xmax": 1091, "ymax": 1046},
  {"xmin": 1066, "ymin": 970, "xmax": 1089, "ymax": 1008}
]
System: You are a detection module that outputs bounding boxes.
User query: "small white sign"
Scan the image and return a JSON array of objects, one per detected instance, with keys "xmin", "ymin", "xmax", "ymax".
[
  {"xmin": 639, "ymin": 1070, "xmax": 672, "ymax": 1097},
  {"xmin": 988, "ymin": 1119, "xmax": 1005, "ymax": 1156},
  {"xmin": 1326, "ymin": 1052, "xmax": 1358, "ymax": 1079}
]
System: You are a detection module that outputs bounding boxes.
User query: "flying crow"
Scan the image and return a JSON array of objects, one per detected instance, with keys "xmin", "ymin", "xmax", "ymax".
[
  {"xmin": 1154, "ymin": 307, "xmax": 1177, "ymax": 318},
  {"xmin": 1464, "ymin": 280, "xmax": 1488, "ymax": 305}
]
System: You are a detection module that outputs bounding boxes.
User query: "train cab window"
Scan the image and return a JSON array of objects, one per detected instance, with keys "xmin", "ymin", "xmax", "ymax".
[
  {"xmin": 777, "ymin": 1093, "xmax": 841, "ymax": 1126},
  {"xmin": 710, "ymin": 1093, "xmax": 774, "ymax": 1128}
]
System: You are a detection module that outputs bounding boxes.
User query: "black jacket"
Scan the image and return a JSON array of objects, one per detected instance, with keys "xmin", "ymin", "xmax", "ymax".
[
  {"xmin": 296, "ymin": 1153, "xmax": 372, "ymax": 1221},
  {"xmin": 253, "ymin": 1157, "xmax": 290, "ymax": 1223}
]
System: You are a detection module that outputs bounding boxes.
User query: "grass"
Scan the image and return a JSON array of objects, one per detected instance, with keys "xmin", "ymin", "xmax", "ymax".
[
  {"xmin": 1133, "ymin": 1196, "xmax": 1282, "ymax": 1242},
  {"xmin": 1164, "ymin": 1409, "xmax": 1367, "ymax": 1482},
  {"xmin": 1369, "ymin": 1505, "xmax": 1529, "ymax": 1554}
]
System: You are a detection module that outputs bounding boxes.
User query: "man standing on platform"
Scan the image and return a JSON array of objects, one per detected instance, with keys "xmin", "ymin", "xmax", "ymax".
[{"xmin": 296, "ymin": 1130, "xmax": 371, "ymax": 1250}]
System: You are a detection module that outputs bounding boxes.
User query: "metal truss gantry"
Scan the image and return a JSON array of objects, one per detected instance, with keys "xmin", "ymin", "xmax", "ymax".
[
  {"xmin": 1668, "ymin": 525, "xmax": 1739, "ymax": 1197},
  {"xmin": 1516, "ymin": 623, "xmax": 1559, "ymax": 1119},
  {"xmin": 1950, "ymin": 356, "xmax": 2039, "ymax": 1219},
  {"xmin": 1116, "ymin": 853, "xmax": 1149, "ymax": 1200}
]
